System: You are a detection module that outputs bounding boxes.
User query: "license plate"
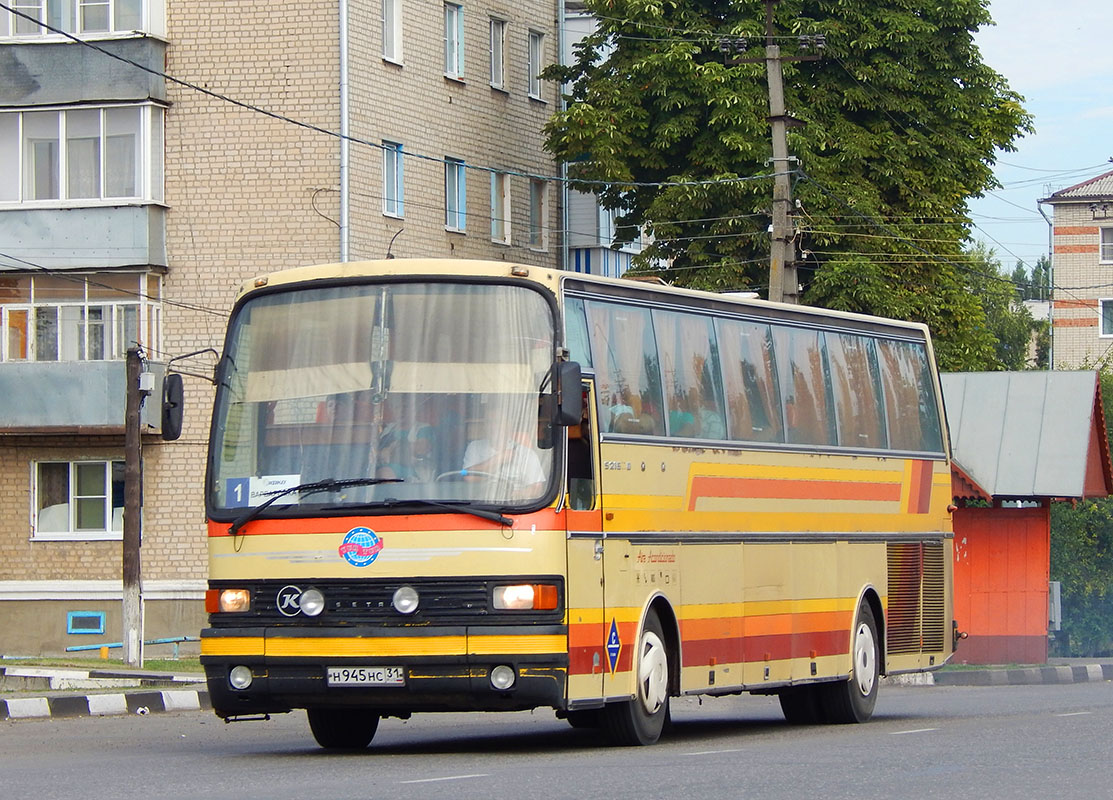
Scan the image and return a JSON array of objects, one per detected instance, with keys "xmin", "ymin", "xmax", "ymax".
[{"xmin": 326, "ymin": 666, "xmax": 405, "ymax": 686}]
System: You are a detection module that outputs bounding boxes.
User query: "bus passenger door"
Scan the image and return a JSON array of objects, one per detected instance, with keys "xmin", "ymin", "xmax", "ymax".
[{"xmin": 565, "ymin": 379, "xmax": 606, "ymax": 705}]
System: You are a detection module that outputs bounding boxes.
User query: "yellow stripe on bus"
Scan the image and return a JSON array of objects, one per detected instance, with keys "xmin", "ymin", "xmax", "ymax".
[
  {"xmin": 200, "ymin": 637, "xmax": 265, "ymax": 657},
  {"xmin": 467, "ymin": 635, "xmax": 566, "ymax": 655},
  {"xmin": 266, "ymin": 636, "xmax": 467, "ymax": 658}
]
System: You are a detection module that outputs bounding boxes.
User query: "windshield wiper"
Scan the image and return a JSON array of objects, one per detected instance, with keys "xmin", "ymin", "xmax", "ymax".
[
  {"xmin": 228, "ymin": 477, "xmax": 403, "ymax": 535},
  {"xmin": 325, "ymin": 497, "xmax": 514, "ymax": 527}
]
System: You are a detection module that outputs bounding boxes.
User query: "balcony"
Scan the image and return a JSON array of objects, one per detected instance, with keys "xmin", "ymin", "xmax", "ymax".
[{"xmin": 0, "ymin": 360, "xmax": 166, "ymax": 435}]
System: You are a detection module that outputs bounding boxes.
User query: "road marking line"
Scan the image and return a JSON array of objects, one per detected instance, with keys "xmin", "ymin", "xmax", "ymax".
[
  {"xmin": 400, "ymin": 774, "xmax": 489, "ymax": 784},
  {"xmin": 890, "ymin": 728, "xmax": 938, "ymax": 735},
  {"xmin": 1057, "ymin": 711, "xmax": 1092, "ymax": 717},
  {"xmin": 683, "ymin": 748, "xmax": 746, "ymax": 756}
]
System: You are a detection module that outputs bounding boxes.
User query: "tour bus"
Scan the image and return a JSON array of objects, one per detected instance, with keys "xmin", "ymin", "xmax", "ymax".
[{"xmin": 194, "ymin": 258, "xmax": 955, "ymax": 749}]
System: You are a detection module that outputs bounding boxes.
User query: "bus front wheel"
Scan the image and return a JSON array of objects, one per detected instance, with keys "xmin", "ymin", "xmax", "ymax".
[
  {"xmin": 601, "ymin": 609, "xmax": 671, "ymax": 746},
  {"xmin": 307, "ymin": 708, "xmax": 380, "ymax": 750},
  {"xmin": 821, "ymin": 601, "xmax": 880, "ymax": 723}
]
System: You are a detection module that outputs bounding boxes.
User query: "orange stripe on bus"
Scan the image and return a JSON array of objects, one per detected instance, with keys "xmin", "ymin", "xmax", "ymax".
[
  {"xmin": 687, "ymin": 476, "xmax": 900, "ymax": 511},
  {"xmin": 909, "ymin": 460, "xmax": 933, "ymax": 514}
]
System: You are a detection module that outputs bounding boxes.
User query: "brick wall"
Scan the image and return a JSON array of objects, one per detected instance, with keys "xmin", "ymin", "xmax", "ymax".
[{"xmin": 1050, "ymin": 204, "xmax": 1113, "ymax": 367}]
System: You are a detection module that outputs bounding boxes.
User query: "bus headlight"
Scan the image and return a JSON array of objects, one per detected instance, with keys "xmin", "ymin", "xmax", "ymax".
[
  {"xmin": 493, "ymin": 583, "xmax": 559, "ymax": 610},
  {"xmin": 490, "ymin": 665, "xmax": 516, "ymax": 691},
  {"xmin": 393, "ymin": 586, "xmax": 419, "ymax": 614},
  {"xmin": 212, "ymin": 588, "xmax": 250, "ymax": 613},
  {"xmin": 299, "ymin": 588, "xmax": 325, "ymax": 617},
  {"xmin": 229, "ymin": 665, "xmax": 253, "ymax": 690}
]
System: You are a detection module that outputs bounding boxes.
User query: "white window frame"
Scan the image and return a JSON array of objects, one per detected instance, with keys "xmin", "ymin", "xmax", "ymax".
[
  {"xmin": 527, "ymin": 29, "xmax": 545, "ymax": 100},
  {"xmin": 381, "ymin": 0, "xmax": 402, "ymax": 63},
  {"xmin": 0, "ymin": 103, "xmax": 164, "ymax": 207},
  {"xmin": 445, "ymin": 157, "xmax": 467, "ymax": 232},
  {"xmin": 529, "ymin": 178, "xmax": 547, "ymax": 250},
  {"xmin": 443, "ymin": 2, "xmax": 464, "ymax": 81},
  {"xmin": 382, "ymin": 140, "xmax": 404, "ymax": 217},
  {"xmin": 32, "ymin": 459, "xmax": 124, "ymax": 541},
  {"xmin": 2, "ymin": 0, "xmax": 159, "ymax": 38},
  {"xmin": 1101, "ymin": 227, "xmax": 1113, "ymax": 264},
  {"xmin": 489, "ymin": 17, "xmax": 506, "ymax": 90},
  {"xmin": 1101, "ymin": 298, "xmax": 1113, "ymax": 337},
  {"xmin": 0, "ymin": 272, "xmax": 162, "ymax": 362},
  {"xmin": 490, "ymin": 171, "xmax": 510, "ymax": 244}
]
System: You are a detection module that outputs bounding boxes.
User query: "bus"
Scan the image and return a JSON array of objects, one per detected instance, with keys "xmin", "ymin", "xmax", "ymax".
[{"xmin": 195, "ymin": 258, "xmax": 955, "ymax": 749}]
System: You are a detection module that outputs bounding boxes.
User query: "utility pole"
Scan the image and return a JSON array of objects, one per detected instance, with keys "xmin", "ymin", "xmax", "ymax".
[
  {"xmin": 123, "ymin": 347, "xmax": 144, "ymax": 667},
  {"xmin": 722, "ymin": 0, "xmax": 823, "ymax": 304}
]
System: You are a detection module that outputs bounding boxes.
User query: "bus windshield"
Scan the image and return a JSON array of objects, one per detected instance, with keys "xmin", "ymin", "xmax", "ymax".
[{"xmin": 208, "ymin": 281, "xmax": 557, "ymax": 516}]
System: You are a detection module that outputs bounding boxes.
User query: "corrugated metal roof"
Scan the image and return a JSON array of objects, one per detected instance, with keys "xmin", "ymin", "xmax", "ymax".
[
  {"xmin": 940, "ymin": 371, "xmax": 1104, "ymax": 499},
  {"xmin": 1042, "ymin": 169, "xmax": 1113, "ymax": 202}
]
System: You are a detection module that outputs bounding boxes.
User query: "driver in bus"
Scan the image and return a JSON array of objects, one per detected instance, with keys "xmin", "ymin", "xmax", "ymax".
[{"xmin": 461, "ymin": 415, "xmax": 547, "ymax": 496}]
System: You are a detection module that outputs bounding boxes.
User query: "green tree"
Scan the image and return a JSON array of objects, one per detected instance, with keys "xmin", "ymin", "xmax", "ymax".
[
  {"xmin": 1049, "ymin": 368, "xmax": 1113, "ymax": 656},
  {"xmin": 964, "ymin": 244, "xmax": 1036, "ymax": 370},
  {"xmin": 546, "ymin": 0, "xmax": 1031, "ymax": 370}
]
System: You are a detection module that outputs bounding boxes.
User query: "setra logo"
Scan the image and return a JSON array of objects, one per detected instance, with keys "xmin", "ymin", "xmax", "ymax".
[
  {"xmin": 276, "ymin": 584, "xmax": 303, "ymax": 617},
  {"xmin": 338, "ymin": 526, "xmax": 383, "ymax": 567}
]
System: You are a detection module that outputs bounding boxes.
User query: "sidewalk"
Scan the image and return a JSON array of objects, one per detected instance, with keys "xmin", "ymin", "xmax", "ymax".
[{"xmin": 0, "ymin": 664, "xmax": 209, "ymax": 721}]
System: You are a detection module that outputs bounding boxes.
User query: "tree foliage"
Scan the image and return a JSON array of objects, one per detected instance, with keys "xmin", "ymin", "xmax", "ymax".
[{"xmin": 545, "ymin": 0, "xmax": 1031, "ymax": 370}]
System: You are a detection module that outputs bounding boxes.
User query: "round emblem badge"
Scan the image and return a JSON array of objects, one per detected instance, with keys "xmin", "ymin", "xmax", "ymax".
[{"xmin": 338, "ymin": 526, "xmax": 383, "ymax": 567}]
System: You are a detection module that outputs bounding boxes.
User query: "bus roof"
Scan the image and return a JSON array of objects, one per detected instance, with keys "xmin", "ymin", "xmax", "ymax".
[{"xmin": 238, "ymin": 258, "xmax": 931, "ymax": 338}]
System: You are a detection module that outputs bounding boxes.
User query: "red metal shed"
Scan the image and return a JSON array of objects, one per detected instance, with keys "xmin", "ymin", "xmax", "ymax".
[{"xmin": 940, "ymin": 371, "xmax": 1112, "ymax": 664}]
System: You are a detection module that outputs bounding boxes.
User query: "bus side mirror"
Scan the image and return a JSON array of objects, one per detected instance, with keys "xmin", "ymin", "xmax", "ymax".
[
  {"xmin": 161, "ymin": 372, "xmax": 184, "ymax": 441},
  {"xmin": 555, "ymin": 361, "xmax": 582, "ymax": 427}
]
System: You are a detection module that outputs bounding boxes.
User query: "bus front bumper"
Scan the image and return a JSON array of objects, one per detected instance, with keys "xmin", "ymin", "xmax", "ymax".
[{"xmin": 200, "ymin": 626, "xmax": 568, "ymax": 717}]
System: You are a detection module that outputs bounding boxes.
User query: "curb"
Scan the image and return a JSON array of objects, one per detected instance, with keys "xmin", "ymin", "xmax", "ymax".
[
  {"xmin": 0, "ymin": 687, "xmax": 211, "ymax": 721},
  {"xmin": 932, "ymin": 663, "xmax": 1113, "ymax": 687}
]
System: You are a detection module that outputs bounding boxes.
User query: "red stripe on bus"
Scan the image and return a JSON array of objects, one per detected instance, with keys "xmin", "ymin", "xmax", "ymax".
[
  {"xmin": 910, "ymin": 460, "xmax": 933, "ymax": 514},
  {"xmin": 687, "ymin": 476, "xmax": 901, "ymax": 511}
]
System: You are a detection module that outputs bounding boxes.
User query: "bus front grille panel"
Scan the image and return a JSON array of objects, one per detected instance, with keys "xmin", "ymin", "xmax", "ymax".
[
  {"xmin": 886, "ymin": 542, "xmax": 946, "ymax": 654},
  {"xmin": 210, "ymin": 579, "xmax": 514, "ymax": 625}
]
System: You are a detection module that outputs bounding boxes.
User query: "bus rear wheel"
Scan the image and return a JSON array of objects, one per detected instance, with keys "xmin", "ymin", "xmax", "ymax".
[
  {"xmin": 821, "ymin": 601, "xmax": 880, "ymax": 724},
  {"xmin": 601, "ymin": 609, "xmax": 671, "ymax": 746},
  {"xmin": 306, "ymin": 708, "xmax": 380, "ymax": 750}
]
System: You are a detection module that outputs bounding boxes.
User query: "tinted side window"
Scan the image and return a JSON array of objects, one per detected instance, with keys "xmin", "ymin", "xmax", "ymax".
[
  {"xmin": 564, "ymin": 296, "xmax": 592, "ymax": 368},
  {"xmin": 717, "ymin": 318, "xmax": 783, "ymax": 443},
  {"xmin": 586, "ymin": 300, "xmax": 665, "ymax": 436},
  {"xmin": 876, "ymin": 339, "xmax": 944, "ymax": 453},
  {"xmin": 653, "ymin": 309, "xmax": 727, "ymax": 440},
  {"xmin": 826, "ymin": 333, "xmax": 887, "ymax": 449},
  {"xmin": 772, "ymin": 326, "xmax": 836, "ymax": 446}
]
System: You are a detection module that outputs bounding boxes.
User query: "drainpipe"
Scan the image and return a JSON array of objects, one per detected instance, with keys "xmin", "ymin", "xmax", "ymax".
[
  {"xmin": 1038, "ymin": 201, "xmax": 1053, "ymax": 369},
  {"xmin": 558, "ymin": 0, "xmax": 569, "ymax": 271},
  {"xmin": 339, "ymin": 0, "xmax": 350, "ymax": 261}
]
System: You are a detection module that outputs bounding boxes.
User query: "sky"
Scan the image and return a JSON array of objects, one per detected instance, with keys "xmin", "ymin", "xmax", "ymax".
[{"xmin": 968, "ymin": 1, "xmax": 1113, "ymax": 273}]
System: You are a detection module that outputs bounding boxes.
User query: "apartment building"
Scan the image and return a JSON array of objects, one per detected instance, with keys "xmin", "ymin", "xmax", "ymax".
[
  {"xmin": 1041, "ymin": 170, "xmax": 1113, "ymax": 368},
  {"xmin": 0, "ymin": 0, "xmax": 561, "ymax": 656}
]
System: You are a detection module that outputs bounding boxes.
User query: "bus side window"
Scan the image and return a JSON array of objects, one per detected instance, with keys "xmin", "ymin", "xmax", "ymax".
[{"xmin": 567, "ymin": 384, "xmax": 594, "ymax": 510}]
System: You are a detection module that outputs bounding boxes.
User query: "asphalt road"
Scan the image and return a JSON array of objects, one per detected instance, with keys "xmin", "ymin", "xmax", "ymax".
[{"xmin": 3, "ymin": 683, "xmax": 1110, "ymax": 800}]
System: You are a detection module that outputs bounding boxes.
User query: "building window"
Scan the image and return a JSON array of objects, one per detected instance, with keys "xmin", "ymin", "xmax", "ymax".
[
  {"xmin": 489, "ymin": 18, "xmax": 505, "ymax": 89},
  {"xmin": 0, "ymin": 104, "xmax": 163, "ymax": 205},
  {"xmin": 490, "ymin": 171, "xmax": 510, "ymax": 244},
  {"xmin": 1101, "ymin": 299, "xmax": 1113, "ymax": 337},
  {"xmin": 527, "ymin": 30, "xmax": 544, "ymax": 99},
  {"xmin": 382, "ymin": 0, "xmax": 402, "ymax": 63},
  {"xmin": 382, "ymin": 141, "xmax": 404, "ymax": 217},
  {"xmin": 34, "ymin": 460, "xmax": 124, "ymax": 540},
  {"xmin": 529, "ymin": 178, "xmax": 546, "ymax": 249},
  {"xmin": 0, "ymin": 272, "xmax": 161, "ymax": 362},
  {"xmin": 1102, "ymin": 228, "xmax": 1113, "ymax": 264},
  {"xmin": 3, "ymin": 0, "xmax": 148, "ymax": 37},
  {"xmin": 443, "ymin": 2, "xmax": 463, "ymax": 80},
  {"xmin": 445, "ymin": 157, "xmax": 466, "ymax": 231}
]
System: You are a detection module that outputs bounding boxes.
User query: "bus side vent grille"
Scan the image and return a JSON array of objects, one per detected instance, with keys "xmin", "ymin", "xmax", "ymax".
[{"xmin": 887, "ymin": 542, "xmax": 946, "ymax": 654}]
